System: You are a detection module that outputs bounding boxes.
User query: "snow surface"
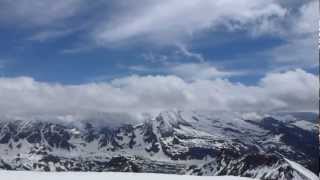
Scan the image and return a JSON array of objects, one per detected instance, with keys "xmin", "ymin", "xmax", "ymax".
[
  {"xmin": 285, "ymin": 159, "xmax": 319, "ymax": 180},
  {"xmin": 292, "ymin": 120, "xmax": 316, "ymax": 131},
  {"xmin": 0, "ymin": 171, "xmax": 255, "ymax": 180}
]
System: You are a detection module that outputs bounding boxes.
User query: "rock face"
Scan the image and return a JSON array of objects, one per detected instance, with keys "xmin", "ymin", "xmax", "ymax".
[{"xmin": 0, "ymin": 110, "xmax": 318, "ymax": 180}]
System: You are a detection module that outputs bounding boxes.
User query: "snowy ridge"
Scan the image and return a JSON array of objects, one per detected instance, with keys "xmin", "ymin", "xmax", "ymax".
[
  {"xmin": 285, "ymin": 159, "xmax": 318, "ymax": 180},
  {"xmin": 0, "ymin": 110, "xmax": 318, "ymax": 180}
]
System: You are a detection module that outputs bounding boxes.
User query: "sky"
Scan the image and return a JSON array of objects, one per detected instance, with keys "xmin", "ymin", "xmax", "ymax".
[{"xmin": 0, "ymin": 0, "xmax": 318, "ymax": 119}]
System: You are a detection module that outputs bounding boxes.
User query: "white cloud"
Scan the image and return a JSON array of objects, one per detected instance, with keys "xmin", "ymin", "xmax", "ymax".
[
  {"xmin": 270, "ymin": 35, "xmax": 318, "ymax": 68},
  {"xmin": 260, "ymin": 69, "xmax": 319, "ymax": 111},
  {"xmin": 1, "ymin": 0, "xmax": 316, "ymax": 66},
  {"xmin": 294, "ymin": 0, "xmax": 318, "ymax": 35},
  {"xmin": 0, "ymin": 0, "xmax": 315, "ymax": 47},
  {"xmin": 121, "ymin": 62, "xmax": 243, "ymax": 81},
  {"xmin": 266, "ymin": 0, "xmax": 318, "ymax": 68},
  {"xmin": 0, "ymin": 69, "xmax": 317, "ymax": 120},
  {"xmin": 169, "ymin": 63, "xmax": 244, "ymax": 80},
  {"xmin": 94, "ymin": 0, "xmax": 286, "ymax": 45}
]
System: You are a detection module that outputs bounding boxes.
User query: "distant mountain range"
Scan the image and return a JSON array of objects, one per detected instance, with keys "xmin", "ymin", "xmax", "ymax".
[{"xmin": 0, "ymin": 110, "xmax": 318, "ymax": 180}]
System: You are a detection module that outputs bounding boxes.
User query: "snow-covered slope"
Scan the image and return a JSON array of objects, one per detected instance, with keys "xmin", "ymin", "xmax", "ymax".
[
  {"xmin": 0, "ymin": 171, "xmax": 255, "ymax": 180},
  {"xmin": 0, "ymin": 110, "xmax": 318, "ymax": 180},
  {"xmin": 285, "ymin": 159, "xmax": 319, "ymax": 180}
]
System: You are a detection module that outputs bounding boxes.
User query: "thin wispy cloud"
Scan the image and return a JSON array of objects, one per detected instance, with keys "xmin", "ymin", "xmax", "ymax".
[
  {"xmin": 27, "ymin": 29, "xmax": 77, "ymax": 42},
  {"xmin": 93, "ymin": 0, "xmax": 287, "ymax": 46}
]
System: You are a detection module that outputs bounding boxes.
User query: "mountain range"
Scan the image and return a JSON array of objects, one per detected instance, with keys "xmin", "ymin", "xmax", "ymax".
[{"xmin": 0, "ymin": 110, "xmax": 318, "ymax": 180}]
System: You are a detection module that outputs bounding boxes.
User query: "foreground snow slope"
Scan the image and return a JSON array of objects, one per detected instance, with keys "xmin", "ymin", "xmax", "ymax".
[{"xmin": 0, "ymin": 171, "xmax": 255, "ymax": 180}]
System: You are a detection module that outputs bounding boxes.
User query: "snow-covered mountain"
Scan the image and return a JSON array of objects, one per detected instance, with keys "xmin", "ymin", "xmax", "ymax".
[{"xmin": 0, "ymin": 110, "xmax": 318, "ymax": 180}]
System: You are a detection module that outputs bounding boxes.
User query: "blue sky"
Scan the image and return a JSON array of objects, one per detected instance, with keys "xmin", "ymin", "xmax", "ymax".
[
  {"xmin": 0, "ymin": 0, "xmax": 317, "ymax": 85},
  {"xmin": 0, "ymin": 0, "xmax": 318, "ymax": 117}
]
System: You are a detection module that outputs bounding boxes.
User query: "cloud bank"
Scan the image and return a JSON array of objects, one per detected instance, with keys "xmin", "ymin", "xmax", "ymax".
[{"xmin": 0, "ymin": 69, "xmax": 317, "ymax": 120}]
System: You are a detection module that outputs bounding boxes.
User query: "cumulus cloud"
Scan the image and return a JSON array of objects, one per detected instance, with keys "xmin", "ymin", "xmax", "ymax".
[
  {"xmin": 0, "ymin": 69, "xmax": 317, "ymax": 120},
  {"xmin": 260, "ymin": 69, "xmax": 318, "ymax": 111}
]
